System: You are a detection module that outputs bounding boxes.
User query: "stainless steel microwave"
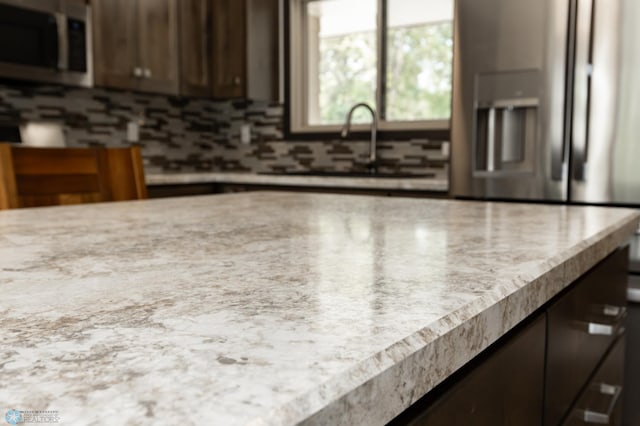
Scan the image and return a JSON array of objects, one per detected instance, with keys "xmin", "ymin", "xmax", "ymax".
[{"xmin": 0, "ymin": 0, "xmax": 93, "ymax": 87}]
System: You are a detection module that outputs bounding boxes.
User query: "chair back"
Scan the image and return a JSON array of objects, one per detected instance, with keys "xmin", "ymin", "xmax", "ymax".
[{"xmin": 0, "ymin": 144, "xmax": 147, "ymax": 209}]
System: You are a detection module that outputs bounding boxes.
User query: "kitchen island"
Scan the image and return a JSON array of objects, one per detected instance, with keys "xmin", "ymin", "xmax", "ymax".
[{"xmin": 0, "ymin": 193, "xmax": 638, "ymax": 425}]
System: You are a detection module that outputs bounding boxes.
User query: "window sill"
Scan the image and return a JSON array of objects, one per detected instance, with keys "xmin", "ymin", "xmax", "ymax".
[{"xmin": 282, "ymin": 128, "xmax": 450, "ymax": 142}]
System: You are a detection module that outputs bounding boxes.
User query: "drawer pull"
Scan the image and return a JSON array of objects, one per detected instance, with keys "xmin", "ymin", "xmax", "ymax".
[
  {"xmin": 580, "ymin": 383, "xmax": 622, "ymax": 424},
  {"xmin": 602, "ymin": 305, "xmax": 623, "ymax": 317},
  {"xmin": 586, "ymin": 307, "xmax": 626, "ymax": 336}
]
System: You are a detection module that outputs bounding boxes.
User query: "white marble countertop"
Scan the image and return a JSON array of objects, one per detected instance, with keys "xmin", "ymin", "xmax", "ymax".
[
  {"xmin": 145, "ymin": 172, "xmax": 449, "ymax": 192},
  {"xmin": 1, "ymin": 193, "xmax": 638, "ymax": 426}
]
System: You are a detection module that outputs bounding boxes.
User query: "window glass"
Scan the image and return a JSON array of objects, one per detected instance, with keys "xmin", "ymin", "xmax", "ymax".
[
  {"xmin": 305, "ymin": 0, "xmax": 377, "ymax": 125},
  {"xmin": 385, "ymin": 0, "xmax": 454, "ymax": 121}
]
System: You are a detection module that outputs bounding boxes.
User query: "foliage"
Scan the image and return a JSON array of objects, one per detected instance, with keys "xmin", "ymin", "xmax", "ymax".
[
  {"xmin": 315, "ymin": 22, "xmax": 452, "ymax": 124},
  {"xmin": 316, "ymin": 32, "xmax": 377, "ymax": 125},
  {"xmin": 386, "ymin": 22, "xmax": 453, "ymax": 121}
]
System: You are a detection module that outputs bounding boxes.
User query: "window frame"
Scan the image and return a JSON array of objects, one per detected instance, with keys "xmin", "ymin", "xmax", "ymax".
[{"xmin": 284, "ymin": 0, "xmax": 452, "ymax": 139}]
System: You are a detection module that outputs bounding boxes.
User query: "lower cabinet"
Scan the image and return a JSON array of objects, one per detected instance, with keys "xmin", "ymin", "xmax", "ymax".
[
  {"xmin": 391, "ymin": 247, "xmax": 629, "ymax": 426},
  {"xmin": 562, "ymin": 336, "xmax": 625, "ymax": 426},
  {"xmin": 545, "ymin": 247, "xmax": 628, "ymax": 425},
  {"xmin": 400, "ymin": 315, "xmax": 546, "ymax": 426},
  {"xmin": 147, "ymin": 182, "xmax": 450, "ymax": 199}
]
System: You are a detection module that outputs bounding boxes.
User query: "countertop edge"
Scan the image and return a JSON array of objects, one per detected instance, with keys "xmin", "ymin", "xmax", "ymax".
[
  {"xmin": 144, "ymin": 173, "xmax": 450, "ymax": 192},
  {"xmin": 265, "ymin": 211, "xmax": 640, "ymax": 426}
]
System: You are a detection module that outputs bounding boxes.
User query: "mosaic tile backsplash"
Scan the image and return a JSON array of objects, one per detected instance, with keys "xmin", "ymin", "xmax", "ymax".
[{"xmin": 0, "ymin": 82, "xmax": 449, "ymax": 178}]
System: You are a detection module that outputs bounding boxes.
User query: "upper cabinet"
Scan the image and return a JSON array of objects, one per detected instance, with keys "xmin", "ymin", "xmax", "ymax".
[
  {"xmin": 93, "ymin": 0, "xmax": 179, "ymax": 95},
  {"xmin": 137, "ymin": 0, "xmax": 180, "ymax": 94},
  {"xmin": 92, "ymin": 0, "xmax": 279, "ymax": 100},
  {"xmin": 211, "ymin": 0, "xmax": 247, "ymax": 98},
  {"xmin": 91, "ymin": 0, "xmax": 139, "ymax": 91},
  {"xmin": 179, "ymin": 0, "xmax": 213, "ymax": 97}
]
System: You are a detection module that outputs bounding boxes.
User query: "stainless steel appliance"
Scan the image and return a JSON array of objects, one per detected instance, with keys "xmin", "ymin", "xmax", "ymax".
[
  {"xmin": 0, "ymin": 0, "xmax": 92, "ymax": 87},
  {"xmin": 452, "ymin": 0, "xmax": 640, "ymax": 206}
]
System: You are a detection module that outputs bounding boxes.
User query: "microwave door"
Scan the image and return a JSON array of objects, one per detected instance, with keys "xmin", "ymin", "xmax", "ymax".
[{"xmin": 0, "ymin": 3, "xmax": 59, "ymax": 70}]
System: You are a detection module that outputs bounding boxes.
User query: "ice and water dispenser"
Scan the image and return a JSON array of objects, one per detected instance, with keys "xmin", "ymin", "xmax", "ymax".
[{"xmin": 474, "ymin": 70, "xmax": 539, "ymax": 176}]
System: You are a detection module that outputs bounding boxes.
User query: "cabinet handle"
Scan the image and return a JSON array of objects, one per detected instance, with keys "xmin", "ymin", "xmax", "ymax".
[
  {"xmin": 602, "ymin": 304, "xmax": 623, "ymax": 317},
  {"xmin": 586, "ymin": 306, "xmax": 626, "ymax": 336},
  {"xmin": 578, "ymin": 383, "xmax": 622, "ymax": 424},
  {"xmin": 133, "ymin": 67, "xmax": 143, "ymax": 78},
  {"xmin": 233, "ymin": 76, "xmax": 241, "ymax": 86},
  {"xmin": 143, "ymin": 68, "xmax": 152, "ymax": 79}
]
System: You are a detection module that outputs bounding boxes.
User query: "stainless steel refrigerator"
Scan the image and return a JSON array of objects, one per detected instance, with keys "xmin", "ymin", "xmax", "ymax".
[
  {"xmin": 452, "ymin": 0, "xmax": 640, "ymax": 205},
  {"xmin": 451, "ymin": 1, "xmax": 640, "ymax": 421}
]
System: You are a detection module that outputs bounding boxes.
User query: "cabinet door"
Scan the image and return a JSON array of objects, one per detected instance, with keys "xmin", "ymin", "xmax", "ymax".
[
  {"xmin": 545, "ymin": 248, "xmax": 628, "ymax": 426},
  {"xmin": 562, "ymin": 336, "xmax": 625, "ymax": 426},
  {"xmin": 211, "ymin": 0, "xmax": 247, "ymax": 98},
  {"xmin": 247, "ymin": 0, "xmax": 279, "ymax": 101},
  {"xmin": 179, "ymin": 0, "xmax": 213, "ymax": 97},
  {"xmin": 137, "ymin": 0, "xmax": 180, "ymax": 95},
  {"xmin": 92, "ymin": 0, "xmax": 138, "ymax": 90},
  {"xmin": 398, "ymin": 315, "xmax": 546, "ymax": 426}
]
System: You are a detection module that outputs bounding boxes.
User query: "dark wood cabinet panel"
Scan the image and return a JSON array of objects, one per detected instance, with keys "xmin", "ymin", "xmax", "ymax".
[
  {"xmin": 211, "ymin": 0, "xmax": 279, "ymax": 100},
  {"xmin": 92, "ymin": 0, "xmax": 138, "ymax": 90},
  {"xmin": 545, "ymin": 247, "xmax": 628, "ymax": 426},
  {"xmin": 562, "ymin": 336, "xmax": 625, "ymax": 426},
  {"xmin": 137, "ymin": 0, "xmax": 179, "ymax": 95},
  {"xmin": 211, "ymin": 0, "xmax": 247, "ymax": 98},
  {"xmin": 93, "ymin": 0, "xmax": 179, "ymax": 95},
  {"xmin": 399, "ymin": 315, "xmax": 546, "ymax": 426},
  {"xmin": 93, "ymin": 0, "xmax": 278, "ymax": 99},
  {"xmin": 179, "ymin": 0, "xmax": 213, "ymax": 96}
]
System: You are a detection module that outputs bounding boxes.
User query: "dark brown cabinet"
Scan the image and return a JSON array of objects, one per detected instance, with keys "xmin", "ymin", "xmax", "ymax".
[
  {"xmin": 562, "ymin": 336, "xmax": 625, "ymax": 426},
  {"xmin": 93, "ymin": 0, "xmax": 179, "ymax": 95},
  {"xmin": 179, "ymin": 0, "xmax": 213, "ymax": 97},
  {"xmin": 401, "ymin": 315, "xmax": 546, "ymax": 426},
  {"xmin": 545, "ymin": 248, "xmax": 628, "ymax": 426},
  {"xmin": 211, "ymin": 0, "xmax": 246, "ymax": 98},
  {"xmin": 137, "ymin": 0, "xmax": 180, "ymax": 94},
  {"xmin": 211, "ymin": 0, "xmax": 279, "ymax": 100},
  {"xmin": 92, "ymin": 0, "xmax": 138, "ymax": 91},
  {"xmin": 93, "ymin": 0, "xmax": 279, "ymax": 99}
]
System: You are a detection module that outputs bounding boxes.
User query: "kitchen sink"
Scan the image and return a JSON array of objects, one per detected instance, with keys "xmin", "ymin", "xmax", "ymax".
[{"xmin": 259, "ymin": 171, "xmax": 435, "ymax": 179}]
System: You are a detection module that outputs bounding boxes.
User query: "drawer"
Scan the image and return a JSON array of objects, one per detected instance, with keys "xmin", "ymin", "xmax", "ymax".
[
  {"xmin": 562, "ymin": 335, "xmax": 625, "ymax": 426},
  {"xmin": 396, "ymin": 314, "xmax": 546, "ymax": 426},
  {"xmin": 545, "ymin": 248, "xmax": 628, "ymax": 426}
]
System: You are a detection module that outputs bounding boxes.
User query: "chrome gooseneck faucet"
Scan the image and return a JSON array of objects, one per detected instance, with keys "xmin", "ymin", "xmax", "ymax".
[{"xmin": 341, "ymin": 103, "xmax": 378, "ymax": 172}]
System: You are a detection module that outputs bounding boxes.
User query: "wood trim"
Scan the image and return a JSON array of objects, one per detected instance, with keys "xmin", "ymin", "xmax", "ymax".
[
  {"xmin": 0, "ymin": 144, "xmax": 19, "ymax": 209},
  {"xmin": 130, "ymin": 146, "xmax": 148, "ymax": 199}
]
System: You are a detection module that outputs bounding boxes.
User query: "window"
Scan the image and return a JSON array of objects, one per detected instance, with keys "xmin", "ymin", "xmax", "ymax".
[{"xmin": 288, "ymin": 0, "xmax": 454, "ymax": 134}]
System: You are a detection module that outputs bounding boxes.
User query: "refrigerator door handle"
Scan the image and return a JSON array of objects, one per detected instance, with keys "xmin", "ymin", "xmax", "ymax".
[
  {"xmin": 571, "ymin": 0, "xmax": 594, "ymax": 182},
  {"xmin": 486, "ymin": 107, "xmax": 496, "ymax": 172}
]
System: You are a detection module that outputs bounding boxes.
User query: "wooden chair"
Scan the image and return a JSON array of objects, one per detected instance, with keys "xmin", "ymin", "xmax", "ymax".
[{"xmin": 0, "ymin": 144, "xmax": 147, "ymax": 209}]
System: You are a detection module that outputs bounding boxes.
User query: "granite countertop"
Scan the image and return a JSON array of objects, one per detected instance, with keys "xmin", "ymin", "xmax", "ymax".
[
  {"xmin": 1, "ymin": 193, "xmax": 638, "ymax": 425},
  {"xmin": 145, "ymin": 172, "xmax": 449, "ymax": 192}
]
